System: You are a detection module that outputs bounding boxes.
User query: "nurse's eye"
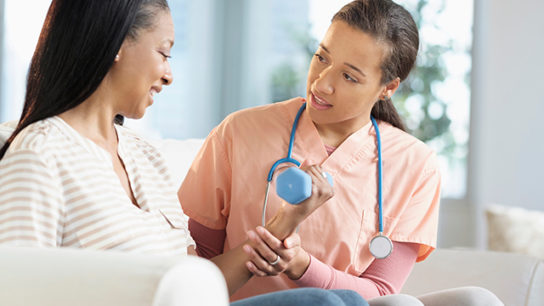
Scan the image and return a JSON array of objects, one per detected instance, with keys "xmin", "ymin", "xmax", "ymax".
[
  {"xmin": 314, "ymin": 54, "xmax": 327, "ymax": 64},
  {"xmin": 343, "ymin": 72, "xmax": 358, "ymax": 83}
]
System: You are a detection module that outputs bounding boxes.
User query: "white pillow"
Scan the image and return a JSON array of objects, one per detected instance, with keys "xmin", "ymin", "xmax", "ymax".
[
  {"xmin": 486, "ymin": 204, "xmax": 544, "ymax": 259},
  {"xmin": 0, "ymin": 121, "xmax": 17, "ymax": 147}
]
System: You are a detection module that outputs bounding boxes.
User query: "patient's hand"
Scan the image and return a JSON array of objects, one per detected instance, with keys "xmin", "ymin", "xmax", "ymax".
[{"xmin": 243, "ymin": 227, "xmax": 304, "ymax": 277}]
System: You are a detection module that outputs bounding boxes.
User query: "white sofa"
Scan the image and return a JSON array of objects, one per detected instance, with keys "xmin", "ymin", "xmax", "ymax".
[
  {"xmin": 1, "ymin": 122, "xmax": 543, "ymax": 305},
  {"xmin": 0, "ymin": 246, "xmax": 229, "ymax": 306}
]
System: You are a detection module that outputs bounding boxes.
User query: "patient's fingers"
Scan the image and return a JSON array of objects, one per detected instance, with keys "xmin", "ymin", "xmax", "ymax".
[
  {"xmin": 243, "ymin": 231, "xmax": 286, "ymax": 276},
  {"xmin": 256, "ymin": 227, "xmax": 299, "ymax": 263},
  {"xmin": 243, "ymin": 243, "xmax": 278, "ymax": 276}
]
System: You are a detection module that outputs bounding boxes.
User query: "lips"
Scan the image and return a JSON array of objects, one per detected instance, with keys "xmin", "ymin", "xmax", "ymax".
[
  {"xmin": 150, "ymin": 86, "xmax": 162, "ymax": 97},
  {"xmin": 310, "ymin": 92, "xmax": 333, "ymax": 110}
]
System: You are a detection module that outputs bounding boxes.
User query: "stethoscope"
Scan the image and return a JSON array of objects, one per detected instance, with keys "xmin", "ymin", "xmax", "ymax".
[{"xmin": 261, "ymin": 103, "xmax": 393, "ymax": 259}]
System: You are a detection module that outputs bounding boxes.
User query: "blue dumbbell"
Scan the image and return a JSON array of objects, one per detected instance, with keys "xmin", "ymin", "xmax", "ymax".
[{"xmin": 276, "ymin": 167, "xmax": 333, "ymax": 204}]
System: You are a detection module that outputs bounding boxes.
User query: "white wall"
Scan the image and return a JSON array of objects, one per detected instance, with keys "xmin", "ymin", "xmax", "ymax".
[{"xmin": 464, "ymin": 0, "xmax": 544, "ymax": 248}]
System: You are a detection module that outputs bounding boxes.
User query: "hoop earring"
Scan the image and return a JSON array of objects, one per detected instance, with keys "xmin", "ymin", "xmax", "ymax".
[{"xmin": 382, "ymin": 96, "xmax": 391, "ymax": 103}]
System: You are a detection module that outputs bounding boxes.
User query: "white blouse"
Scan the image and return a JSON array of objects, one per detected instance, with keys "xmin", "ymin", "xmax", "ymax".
[{"xmin": 0, "ymin": 116, "xmax": 194, "ymax": 256}]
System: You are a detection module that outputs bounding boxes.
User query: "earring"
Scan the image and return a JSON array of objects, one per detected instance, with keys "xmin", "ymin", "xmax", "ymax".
[
  {"xmin": 382, "ymin": 95, "xmax": 391, "ymax": 102},
  {"xmin": 115, "ymin": 54, "xmax": 120, "ymax": 61}
]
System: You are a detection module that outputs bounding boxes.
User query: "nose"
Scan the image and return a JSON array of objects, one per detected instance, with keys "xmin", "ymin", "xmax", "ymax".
[
  {"xmin": 314, "ymin": 67, "xmax": 334, "ymax": 95},
  {"xmin": 162, "ymin": 73, "xmax": 173, "ymax": 85},
  {"xmin": 162, "ymin": 63, "xmax": 173, "ymax": 85}
]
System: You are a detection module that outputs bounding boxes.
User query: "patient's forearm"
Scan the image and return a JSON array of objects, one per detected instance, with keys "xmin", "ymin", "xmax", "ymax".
[
  {"xmin": 210, "ymin": 244, "xmax": 254, "ymax": 296},
  {"xmin": 208, "ymin": 209, "xmax": 304, "ymax": 295},
  {"xmin": 264, "ymin": 203, "xmax": 313, "ymax": 240},
  {"xmin": 191, "ymin": 205, "xmax": 309, "ymax": 296}
]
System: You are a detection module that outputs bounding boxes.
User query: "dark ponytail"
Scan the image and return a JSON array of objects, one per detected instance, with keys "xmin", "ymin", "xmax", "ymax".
[
  {"xmin": 333, "ymin": 0, "xmax": 419, "ymax": 131},
  {"xmin": 0, "ymin": 0, "xmax": 169, "ymax": 159}
]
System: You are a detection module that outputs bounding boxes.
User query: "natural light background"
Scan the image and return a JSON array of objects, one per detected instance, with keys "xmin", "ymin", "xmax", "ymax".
[{"xmin": 0, "ymin": 0, "xmax": 472, "ymax": 198}]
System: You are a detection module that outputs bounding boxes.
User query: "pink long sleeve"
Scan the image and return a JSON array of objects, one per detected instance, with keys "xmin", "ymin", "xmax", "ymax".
[
  {"xmin": 294, "ymin": 241, "xmax": 419, "ymax": 299},
  {"xmin": 188, "ymin": 218, "xmax": 226, "ymax": 259},
  {"xmin": 189, "ymin": 218, "xmax": 419, "ymax": 300}
]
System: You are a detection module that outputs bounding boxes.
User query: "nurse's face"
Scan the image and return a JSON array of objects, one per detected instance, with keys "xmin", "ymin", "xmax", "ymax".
[
  {"xmin": 110, "ymin": 10, "xmax": 175, "ymax": 119},
  {"xmin": 306, "ymin": 20, "xmax": 397, "ymax": 131}
]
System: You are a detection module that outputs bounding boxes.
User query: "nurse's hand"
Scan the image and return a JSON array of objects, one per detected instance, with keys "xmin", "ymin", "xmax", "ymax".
[
  {"xmin": 263, "ymin": 165, "xmax": 333, "ymax": 247},
  {"xmin": 243, "ymin": 226, "xmax": 304, "ymax": 276},
  {"xmin": 284, "ymin": 164, "xmax": 334, "ymax": 222}
]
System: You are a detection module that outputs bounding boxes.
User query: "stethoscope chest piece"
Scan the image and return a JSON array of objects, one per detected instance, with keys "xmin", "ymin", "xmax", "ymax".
[{"xmin": 369, "ymin": 234, "xmax": 393, "ymax": 259}]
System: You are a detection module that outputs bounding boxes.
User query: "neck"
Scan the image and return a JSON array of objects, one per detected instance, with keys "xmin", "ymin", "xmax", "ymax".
[
  {"xmin": 314, "ymin": 116, "xmax": 371, "ymax": 148},
  {"xmin": 58, "ymin": 86, "xmax": 118, "ymax": 153}
]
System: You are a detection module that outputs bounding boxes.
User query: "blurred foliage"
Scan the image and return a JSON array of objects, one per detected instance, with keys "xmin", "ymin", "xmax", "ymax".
[
  {"xmin": 270, "ymin": 24, "xmax": 318, "ymax": 102},
  {"xmin": 270, "ymin": 0, "xmax": 466, "ymax": 159},
  {"xmin": 270, "ymin": 64, "xmax": 300, "ymax": 103},
  {"xmin": 396, "ymin": 0, "xmax": 454, "ymax": 156}
]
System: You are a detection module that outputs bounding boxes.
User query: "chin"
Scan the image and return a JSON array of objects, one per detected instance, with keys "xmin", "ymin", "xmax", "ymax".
[
  {"xmin": 133, "ymin": 109, "xmax": 147, "ymax": 120},
  {"xmin": 122, "ymin": 110, "xmax": 146, "ymax": 120}
]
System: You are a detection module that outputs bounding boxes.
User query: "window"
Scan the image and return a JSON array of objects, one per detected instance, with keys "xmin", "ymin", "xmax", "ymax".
[
  {"xmin": 264, "ymin": 0, "xmax": 473, "ymax": 198},
  {"xmin": 0, "ymin": 0, "xmax": 472, "ymax": 198},
  {"xmin": 0, "ymin": 0, "xmax": 49, "ymax": 123}
]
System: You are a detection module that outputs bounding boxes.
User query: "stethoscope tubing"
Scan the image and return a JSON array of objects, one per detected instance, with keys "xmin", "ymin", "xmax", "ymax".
[{"xmin": 371, "ymin": 116, "xmax": 384, "ymax": 234}]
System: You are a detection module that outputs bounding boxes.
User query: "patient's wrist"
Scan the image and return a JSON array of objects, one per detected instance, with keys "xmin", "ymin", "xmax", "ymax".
[{"xmin": 265, "ymin": 206, "xmax": 303, "ymax": 240}]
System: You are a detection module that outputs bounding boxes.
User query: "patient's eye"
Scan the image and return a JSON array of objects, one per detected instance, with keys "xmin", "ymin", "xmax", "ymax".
[{"xmin": 158, "ymin": 51, "xmax": 171, "ymax": 60}]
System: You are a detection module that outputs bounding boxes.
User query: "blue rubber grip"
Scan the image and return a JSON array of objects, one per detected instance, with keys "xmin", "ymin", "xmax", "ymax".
[{"xmin": 276, "ymin": 167, "xmax": 333, "ymax": 204}]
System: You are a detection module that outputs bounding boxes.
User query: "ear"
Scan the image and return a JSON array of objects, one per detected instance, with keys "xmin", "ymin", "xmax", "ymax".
[
  {"xmin": 114, "ymin": 45, "xmax": 125, "ymax": 63},
  {"xmin": 381, "ymin": 77, "xmax": 400, "ymax": 99}
]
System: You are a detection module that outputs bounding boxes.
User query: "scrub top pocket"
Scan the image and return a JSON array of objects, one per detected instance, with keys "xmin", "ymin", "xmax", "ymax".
[{"xmin": 352, "ymin": 208, "xmax": 399, "ymax": 274}]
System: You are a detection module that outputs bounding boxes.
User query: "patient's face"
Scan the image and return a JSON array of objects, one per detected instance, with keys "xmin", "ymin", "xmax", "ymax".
[
  {"xmin": 305, "ymin": 20, "xmax": 388, "ymax": 132},
  {"xmin": 110, "ymin": 10, "xmax": 175, "ymax": 119}
]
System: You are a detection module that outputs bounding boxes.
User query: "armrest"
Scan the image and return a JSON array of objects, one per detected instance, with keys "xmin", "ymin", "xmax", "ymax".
[
  {"xmin": 402, "ymin": 248, "xmax": 544, "ymax": 306},
  {"xmin": 0, "ymin": 246, "xmax": 228, "ymax": 306}
]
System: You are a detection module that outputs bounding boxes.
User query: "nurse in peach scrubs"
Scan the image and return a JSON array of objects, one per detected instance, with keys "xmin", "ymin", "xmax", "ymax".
[{"xmin": 179, "ymin": 0, "xmax": 446, "ymax": 304}]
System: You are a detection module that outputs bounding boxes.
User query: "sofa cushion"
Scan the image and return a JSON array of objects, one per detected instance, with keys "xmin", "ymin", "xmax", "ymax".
[
  {"xmin": 0, "ymin": 246, "xmax": 228, "ymax": 306},
  {"xmin": 0, "ymin": 121, "xmax": 17, "ymax": 147},
  {"xmin": 152, "ymin": 138, "xmax": 205, "ymax": 188},
  {"xmin": 486, "ymin": 204, "xmax": 544, "ymax": 259},
  {"xmin": 402, "ymin": 248, "xmax": 544, "ymax": 306}
]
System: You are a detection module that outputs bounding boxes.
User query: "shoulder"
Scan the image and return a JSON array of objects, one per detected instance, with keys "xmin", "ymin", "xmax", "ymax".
[
  {"xmin": 210, "ymin": 98, "xmax": 304, "ymax": 142},
  {"xmin": 6, "ymin": 118, "xmax": 64, "ymax": 160},
  {"xmin": 214, "ymin": 97, "xmax": 305, "ymax": 137},
  {"xmin": 379, "ymin": 122, "xmax": 439, "ymax": 174},
  {"xmin": 1, "ymin": 118, "xmax": 66, "ymax": 176}
]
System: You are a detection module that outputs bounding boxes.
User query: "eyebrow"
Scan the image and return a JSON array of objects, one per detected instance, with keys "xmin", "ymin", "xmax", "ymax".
[{"xmin": 319, "ymin": 43, "xmax": 366, "ymax": 77}]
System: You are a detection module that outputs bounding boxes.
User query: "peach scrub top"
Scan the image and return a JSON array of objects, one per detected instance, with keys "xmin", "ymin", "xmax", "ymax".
[{"xmin": 179, "ymin": 97, "xmax": 441, "ymax": 299}]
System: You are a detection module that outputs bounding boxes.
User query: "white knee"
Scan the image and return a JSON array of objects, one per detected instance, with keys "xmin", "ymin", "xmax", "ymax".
[
  {"xmin": 417, "ymin": 286, "xmax": 504, "ymax": 306},
  {"xmin": 368, "ymin": 294, "xmax": 424, "ymax": 306}
]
